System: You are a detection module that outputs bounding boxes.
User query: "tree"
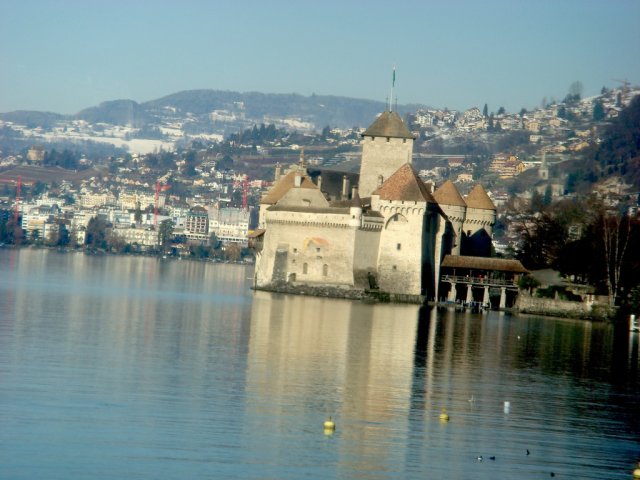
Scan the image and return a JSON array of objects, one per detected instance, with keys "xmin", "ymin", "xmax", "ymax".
[
  {"xmin": 569, "ymin": 81, "xmax": 583, "ymax": 97},
  {"xmin": 519, "ymin": 108, "xmax": 527, "ymax": 118},
  {"xmin": 30, "ymin": 229, "xmax": 41, "ymax": 244},
  {"xmin": 217, "ymin": 155, "xmax": 234, "ymax": 171},
  {"xmin": 564, "ymin": 81, "xmax": 583, "ymax": 104},
  {"xmin": 57, "ymin": 223, "xmax": 70, "ymax": 247},
  {"xmin": 183, "ymin": 150, "xmax": 197, "ymax": 177},
  {"xmin": 543, "ymin": 185, "xmax": 552, "ymax": 206},
  {"xmin": 158, "ymin": 219, "xmax": 174, "ymax": 251},
  {"xmin": 32, "ymin": 181, "xmax": 47, "ymax": 197},
  {"xmin": 224, "ymin": 243, "xmax": 242, "ymax": 262},
  {"xmin": 482, "ymin": 103, "xmax": 489, "ymax": 118},
  {"xmin": 593, "ymin": 100, "xmax": 605, "ymax": 121},
  {"xmin": 209, "ymin": 232, "xmax": 220, "ymax": 249},
  {"xmin": 597, "ymin": 211, "xmax": 631, "ymax": 307},
  {"xmin": 134, "ymin": 201, "xmax": 142, "ymax": 224},
  {"xmin": 85, "ymin": 216, "xmax": 108, "ymax": 249},
  {"xmin": 497, "ymin": 106, "xmax": 506, "ymax": 115},
  {"xmin": 557, "ymin": 105, "xmax": 567, "ymax": 119}
]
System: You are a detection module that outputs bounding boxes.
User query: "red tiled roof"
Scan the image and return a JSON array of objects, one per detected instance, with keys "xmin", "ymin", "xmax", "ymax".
[
  {"xmin": 465, "ymin": 184, "xmax": 496, "ymax": 210},
  {"xmin": 441, "ymin": 255, "xmax": 528, "ymax": 273},
  {"xmin": 433, "ymin": 180, "xmax": 466, "ymax": 207},
  {"xmin": 260, "ymin": 171, "xmax": 317, "ymax": 205},
  {"xmin": 374, "ymin": 163, "xmax": 436, "ymax": 203}
]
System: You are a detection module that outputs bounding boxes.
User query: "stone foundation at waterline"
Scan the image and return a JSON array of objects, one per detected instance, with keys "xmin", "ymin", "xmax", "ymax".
[{"xmin": 516, "ymin": 293, "xmax": 615, "ymax": 320}]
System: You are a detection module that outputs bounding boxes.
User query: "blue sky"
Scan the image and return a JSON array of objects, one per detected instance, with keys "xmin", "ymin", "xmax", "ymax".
[{"xmin": 1, "ymin": 0, "xmax": 639, "ymax": 115}]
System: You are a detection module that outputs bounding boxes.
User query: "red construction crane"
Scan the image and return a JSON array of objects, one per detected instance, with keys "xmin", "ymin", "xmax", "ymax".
[{"xmin": 154, "ymin": 181, "xmax": 171, "ymax": 227}]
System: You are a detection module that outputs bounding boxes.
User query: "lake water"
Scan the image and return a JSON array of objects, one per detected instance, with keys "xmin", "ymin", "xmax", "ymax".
[{"xmin": 1, "ymin": 249, "xmax": 639, "ymax": 479}]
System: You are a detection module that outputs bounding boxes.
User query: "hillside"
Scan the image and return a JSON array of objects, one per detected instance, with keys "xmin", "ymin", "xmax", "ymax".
[
  {"xmin": 76, "ymin": 99, "xmax": 151, "ymax": 127},
  {"xmin": 565, "ymin": 95, "xmax": 640, "ymax": 190},
  {"xmin": 0, "ymin": 89, "xmax": 424, "ymax": 131}
]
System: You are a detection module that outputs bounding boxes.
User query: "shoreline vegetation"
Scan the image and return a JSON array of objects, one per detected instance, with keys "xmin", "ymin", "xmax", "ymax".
[{"xmin": 0, "ymin": 242, "xmax": 255, "ymax": 265}]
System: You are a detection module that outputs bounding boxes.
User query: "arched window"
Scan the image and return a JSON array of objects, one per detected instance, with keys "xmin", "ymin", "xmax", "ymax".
[{"xmin": 323, "ymin": 264, "xmax": 328, "ymax": 276}]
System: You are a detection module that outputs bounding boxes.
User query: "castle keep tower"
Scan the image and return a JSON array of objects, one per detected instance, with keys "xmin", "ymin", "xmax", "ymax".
[{"xmin": 358, "ymin": 111, "xmax": 415, "ymax": 198}]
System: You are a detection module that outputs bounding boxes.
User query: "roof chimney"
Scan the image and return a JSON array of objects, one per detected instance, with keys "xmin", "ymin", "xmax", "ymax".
[
  {"xmin": 342, "ymin": 175, "xmax": 350, "ymax": 199},
  {"xmin": 294, "ymin": 174, "xmax": 302, "ymax": 187}
]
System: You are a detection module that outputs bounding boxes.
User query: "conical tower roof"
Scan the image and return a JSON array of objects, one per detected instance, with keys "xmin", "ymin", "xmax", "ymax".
[
  {"xmin": 350, "ymin": 188, "xmax": 362, "ymax": 207},
  {"xmin": 433, "ymin": 180, "xmax": 467, "ymax": 207},
  {"xmin": 374, "ymin": 163, "xmax": 435, "ymax": 203},
  {"xmin": 362, "ymin": 111, "xmax": 413, "ymax": 139},
  {"xmin": 465, "ymin": 184, "xmax": 495, "ymax": 210}
]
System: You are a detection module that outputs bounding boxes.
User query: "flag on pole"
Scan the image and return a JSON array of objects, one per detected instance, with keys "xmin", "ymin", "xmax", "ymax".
[{"xmin": 392, "ymin": 67, "xmax": 396, "ymax": 87}]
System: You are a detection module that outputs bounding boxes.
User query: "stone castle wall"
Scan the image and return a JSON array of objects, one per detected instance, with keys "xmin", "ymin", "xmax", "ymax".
[
  {"xmin": 438, "ymin": 203, "xmax": 466, "ymax": 255},
  {"xmin": 256, "ymin": 210, "xmax": 357, "ymax": 288},
  {"xmin": 375, "ymin": 200, "xmax": 427, "ymax": 296},
  {"xmin": 359, "ymin": 136, "xmax": 413, "ymax": 197},
  {"xmin": 463, "ymin": 206, "xmax": 495, "ymax": 237},
  {"xmin": 353, "ymin": 228, "xmax": 381, "ymax": 288}
]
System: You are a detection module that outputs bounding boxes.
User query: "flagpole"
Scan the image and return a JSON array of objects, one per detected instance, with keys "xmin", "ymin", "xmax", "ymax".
[{"xmin": 390, "ymin": 66, "xmax": 395, "ymax": 112}]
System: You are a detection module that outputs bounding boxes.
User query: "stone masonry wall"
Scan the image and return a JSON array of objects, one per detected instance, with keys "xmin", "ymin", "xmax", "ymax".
[
  {"xmin": 256, "ymin": 210, "xmax": 357, "ymax": 288},
  {"xmin": 359, "ymin": 136, "xmax": 413, "ymax": 197},
  {"xmin": 376, "ymin": 201, "xmax": 426, "ymax": 296}
]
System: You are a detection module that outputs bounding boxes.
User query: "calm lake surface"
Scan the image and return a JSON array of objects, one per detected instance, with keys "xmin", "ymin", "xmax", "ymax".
[{"xmin": 1, "ymin": 249, "xmax": 639, "ymax": 479}]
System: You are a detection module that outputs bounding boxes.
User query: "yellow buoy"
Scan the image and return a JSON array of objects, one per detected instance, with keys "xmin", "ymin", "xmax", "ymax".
[
  {"xmin": 324, "ymin": 416, "xmax": 336, "ymax": 432},
  {"xmin": 439, "ymin": 409, "xmax": 449, "ymax": 422}
]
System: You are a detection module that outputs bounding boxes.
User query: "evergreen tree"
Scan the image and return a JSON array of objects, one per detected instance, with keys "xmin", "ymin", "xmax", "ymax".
[
  {"xmin": 158, "ymin": 219, "xmax": 174, "ymax": 251},
  {"xmin": 482, "ymin": 103, "xmax": 489, "ymax": 118},
  {"xmin": 593, "ymin": 100, "xmax": 605, "ymax": 121}
]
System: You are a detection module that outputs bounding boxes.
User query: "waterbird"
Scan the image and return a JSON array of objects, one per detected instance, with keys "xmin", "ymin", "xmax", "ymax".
[
  {"xmin": 477, "ymin": 456, "xmax": 483, "ymax": 462},
  {"xmin": 489, "ymin": 456, "xmax": 496, "ymax": 461},
  {"xmin": 526, "ymin": 449, "xmax": 530, "ymax": 455},
  {"xmin": 550, "ymin": 473, "xmax": 555, "ymax": 477},
  {"xmin": 468, "ymin": 395, "xmax": 475, "ymax": 404}
]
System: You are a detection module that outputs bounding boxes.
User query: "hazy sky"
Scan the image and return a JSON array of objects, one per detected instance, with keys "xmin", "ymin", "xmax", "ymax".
[{"xmin": 1, "ymin": 0, "xmax": 639, "ymax": 115}]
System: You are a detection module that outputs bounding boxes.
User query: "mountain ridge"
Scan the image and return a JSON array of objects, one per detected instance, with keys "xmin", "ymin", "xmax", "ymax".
[{"xmin": 0, "ymin": 89, "xmax": 426, "ymax": 131}]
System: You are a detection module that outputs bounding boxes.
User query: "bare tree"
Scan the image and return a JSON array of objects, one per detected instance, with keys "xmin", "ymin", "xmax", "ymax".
[
  {"xmin": 600, "ymin": 212, "xmax": 631, "ymax": 307},
  {"xmin": 568, "ymin": 81, "xmax": 584, "ymax": 99}
]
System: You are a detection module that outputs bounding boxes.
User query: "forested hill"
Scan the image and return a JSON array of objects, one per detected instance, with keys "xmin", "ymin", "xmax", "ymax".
[
  {"xmin": 0, "ymin": 90, "xmax": 425, "ymax": 131},
  {"xmin": 594, "ymin": 95, "xmax": 640, "ymax": 187},
  {"xmin": 143, "ymin": 90, "xmax": 423, "ymax": 127},
  {"xmin": 566, "ymin": 95, "xmax": 640, "ymax": 190}
]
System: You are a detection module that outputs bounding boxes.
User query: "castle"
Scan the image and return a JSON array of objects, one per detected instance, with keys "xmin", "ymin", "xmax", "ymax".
[{"xmin": 252, "ymin": 110, "xmax": 497, "ymax": 303}]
